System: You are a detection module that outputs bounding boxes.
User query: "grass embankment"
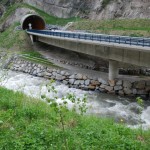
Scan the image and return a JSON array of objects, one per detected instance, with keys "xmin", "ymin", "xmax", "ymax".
[
  {"xmin": 20, "ymin": 50, "xmax": 60, "ymax": 68},
  {"xmin": 0, "ymin": 2, "xmax": 79, "ymax": 67},
  {"xmin": 69, "ymin": 19, "xmax": 150, "ymax": 37},
  {"xmin": 0, "ymin": 87, "xmax": 150, "ymax": 149},
  {"xmin": 0, "ymin": 24, "xmax": 59, "ymax": 67}
]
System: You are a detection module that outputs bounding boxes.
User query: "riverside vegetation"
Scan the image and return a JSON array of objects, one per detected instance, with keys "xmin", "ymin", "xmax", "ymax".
[{"xmin": 0, "ymin": 84, "xmax": 150, "ymax": 150}]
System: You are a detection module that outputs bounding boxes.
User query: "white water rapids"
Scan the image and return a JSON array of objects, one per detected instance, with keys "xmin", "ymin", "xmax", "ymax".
[{"xmin": 0, "ymin": 70, "xmax": 150, "ymax": 129}]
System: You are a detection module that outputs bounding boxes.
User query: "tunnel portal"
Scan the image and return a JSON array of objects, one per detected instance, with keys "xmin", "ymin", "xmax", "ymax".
[{"xmin": 21, "ymin": 14, "xmax": 45, "ymax": 30}]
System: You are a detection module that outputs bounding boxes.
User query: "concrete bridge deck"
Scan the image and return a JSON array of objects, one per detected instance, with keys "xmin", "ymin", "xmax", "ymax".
[{"xmin": 26, "ymin": 29, "xmax": 150, "ymax": 80}]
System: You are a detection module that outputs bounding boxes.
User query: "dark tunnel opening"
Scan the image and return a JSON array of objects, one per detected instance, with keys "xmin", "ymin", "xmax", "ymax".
[{"xmin": 21, "ymin": 15, "xmax": 45, "ymax": 30}]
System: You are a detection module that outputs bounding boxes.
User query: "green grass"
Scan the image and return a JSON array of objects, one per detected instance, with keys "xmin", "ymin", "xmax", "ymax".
[
  {"xmin": 20, "ymin": 50, "xmax": 60, "ymax": 68},
  {"xmin": 0, "ymin": 22, "xmax": 31, "ymax": 50},
  {"xmin": 0, "ymin": 23, "xmax": 59, "ymax": 67},
  {"xmin": 0, "ymin": 87, "xmax": 150, "ymax": 150},
  {"xmin": 21, "ymin": 50, "xmax": 44, "ymax": 58},
  {"xmin": 69, "ymin": 19, "xmax": 150, "ymax": 37}
]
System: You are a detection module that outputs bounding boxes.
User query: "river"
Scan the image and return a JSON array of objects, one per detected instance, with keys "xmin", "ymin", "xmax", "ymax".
[{"xmin": 0, "ymin": 70, "xmax": 150, "ymax": 129}]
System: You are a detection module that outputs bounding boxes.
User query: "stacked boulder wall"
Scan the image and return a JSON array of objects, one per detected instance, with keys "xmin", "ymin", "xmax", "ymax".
[{"xmin": 5, "ymin": 55, "xmax": 150, "ymax": 99}]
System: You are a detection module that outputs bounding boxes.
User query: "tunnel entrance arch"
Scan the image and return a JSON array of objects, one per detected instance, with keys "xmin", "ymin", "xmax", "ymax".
[{"xmin": 21, "ymin": 14, "xmax": 46, "ymax": 30}]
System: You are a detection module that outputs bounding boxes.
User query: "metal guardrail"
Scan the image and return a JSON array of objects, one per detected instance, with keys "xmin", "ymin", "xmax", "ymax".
[{"xmin": 27, "ymin": 29, "xmax": 150, "ymax": 47}]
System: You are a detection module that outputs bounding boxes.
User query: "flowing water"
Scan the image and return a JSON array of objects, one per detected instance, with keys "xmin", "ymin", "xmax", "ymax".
[{"xmin": 0, "ymin": 70, "xmax": 150, "ymax": 129}]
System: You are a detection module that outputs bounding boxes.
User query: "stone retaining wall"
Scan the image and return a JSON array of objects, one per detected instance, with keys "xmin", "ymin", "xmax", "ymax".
[{"xmin": 8, "ymin": 57, "xmax": 150, "ymax": 99}]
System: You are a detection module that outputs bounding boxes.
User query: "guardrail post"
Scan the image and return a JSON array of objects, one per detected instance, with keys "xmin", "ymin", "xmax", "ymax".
[{"xmin": 130, "ymin": 38, "xmax": 131, "ymax": 45}]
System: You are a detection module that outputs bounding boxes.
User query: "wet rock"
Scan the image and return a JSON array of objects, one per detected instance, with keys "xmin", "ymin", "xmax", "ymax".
[
  {"xmin": 33, "ymin": 70, "xmax": 37, "ymax": 75},
  {"xmin": 45, "ymin": 72, "xmax": 52, "ymax": 77},
  {"xmin": 80, "ymin": 85, "xmax": 89, "ymax": 91},
  {"xmin": 88, "ymin": 85, "xmax": 96, "ymax": 90},
  {"xmin": 137, "ymin": 90, "xmax": 148, "ymax": 95},
  {"xmin": 99, "ymin": 88, "xmax": 107, "ymax": 92},
  {"xmin": 98, "ymin": 78, "xmax": 108, "ymax": 85},
  {"xmin": 124, "ymin": 88, "xmax": 132, "ymax": 95},
  {"xmin": 134, "ymin": 81, "xmax": 145, "ymax": 89},
  {"xmin": 47, "ymin": 68, "xmax": 53, "ymax": 73},
  {"xmin": 37, "ymin": 68, "xmax": 41, "ymax": 73},
  {"xmin": 74, "ymin": 80, "xmax": 84, "ymax": 85},
  {"xmin": 100, "ymin": 84, "xmax": 106, "ymax": 89},
  {"xmin": 63, "ymin": 80, "xmax": 68, "ymax": 85},
  {"xmin": 69, "ymin": 79, "xmax": 75, "ymax": 84},
  {"xmin": 145, "ymin": 86, "xmax": 150, "ymax": 92},
  {"xmin": 109, "ymin": 80, "xmax": 116, "ymax": 87},
  {"xmin": 116, "ymin": 80, "xmax": 123, "ymax": 86},
  {"xmin": 118, "ymin": 90, "xmax": 124, "ymax": 95},
  {"xmin": 123, "ymin": 81, "xmax": 132, "ymax": 88},
  {"xmin": 52, "ymin": 72, "xmax": 57, "ymax": 76},
  {"xmin": 146, "ymin": 81, "xmax": 150, "ymax": 86},
  {"xmin": 65, "ymin": 72, "xmax": 70, "ymax": 76},
  {"xmin": 56, "ymin": 70, "xmax": 60, "ymax": 74},
  {"xmin": 114, "ymin": 86, "xmax": 122, "ymax": 91},
  {"xmin": 107, "ymin": 91, "xmax": 115, "ymax": 94},
  {"xmin": 69, "ymin": 74, "xmax": 75, "ymax": 79},
  {"xmin": 55, "ymin": 74, "xmax": 65, "ymax": 80},
  {"xmin": 83, "ymin": 75, "xmax": 87, "ymax": 80},
  {"xmin": 132, "ymin": 89, "xmax": 137, "ymax": 95},
  {"xmin": 91, "ymin": 80, "xmax": 100, "ymax": 86},
  {"xmin": 76, "ymin": 73, "xmax": 83, "ymax": 79},
  {"xmin": 60, "ymin": 70, "xmax": 66, "ymax": 75},
  {"xmin": 85, "ymin": 79, "xmax": 90, "ymax": 86},
  {"xmin": 52, "ymin": 69, "xmax": 57, "ymax": 72},
  {"xmin": 105, "ymin": 86, "xmax": 113, "ymax": 92},
  {"xmin": 37, "ymin": 72, "xmax": 44, "ymax": 77}
]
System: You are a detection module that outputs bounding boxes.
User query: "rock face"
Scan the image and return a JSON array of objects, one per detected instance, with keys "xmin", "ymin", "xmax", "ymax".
[
  {"xmin": 0, "ymin": 0, "xmax": 23, "ymax": 17},
  {"xmin": 0, "ymin": 8, "xmax": 35, "ymax": 32},
  {"xmin": 0, "ymin": 5, "xmax": 5, "ymax": 17},
  {"xmin": 23, "ymin": 0, "xmax": 150, "ymax": 19}
]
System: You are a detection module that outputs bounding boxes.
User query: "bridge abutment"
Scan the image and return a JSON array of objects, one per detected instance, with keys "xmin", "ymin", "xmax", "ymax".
[{"xmin": 109, "ymin": 60, "xmax": 119, "ymax": 80}]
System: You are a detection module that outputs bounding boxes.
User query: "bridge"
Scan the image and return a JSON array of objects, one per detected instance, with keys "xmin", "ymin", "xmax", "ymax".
[{"xmin": 22, "ymin": 14, "xmax": 150, "ymax": 80}]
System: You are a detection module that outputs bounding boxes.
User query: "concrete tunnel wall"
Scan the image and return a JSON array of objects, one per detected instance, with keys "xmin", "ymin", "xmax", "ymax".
[{"xmin": 21, "ymin": 14, "xmax": 46, "ymax": 30}]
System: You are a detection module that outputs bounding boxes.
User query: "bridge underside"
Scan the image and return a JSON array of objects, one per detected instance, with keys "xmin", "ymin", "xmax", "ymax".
[
  {"xmin": 36, "ymin": 36, "xmax": 150, "ymax": 67},
  {"xmin": 30, "ymin": 34, "xmax": 150, "ymax": 80}
]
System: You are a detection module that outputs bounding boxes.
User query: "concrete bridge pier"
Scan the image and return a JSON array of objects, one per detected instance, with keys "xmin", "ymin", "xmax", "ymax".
[
  {"xmin": 109, "ymin": 60, "xmax": 119, "ymax": 80},
  {"xmin": 30, "ymin": 35, "xmax": 34, "ymax": 44}
]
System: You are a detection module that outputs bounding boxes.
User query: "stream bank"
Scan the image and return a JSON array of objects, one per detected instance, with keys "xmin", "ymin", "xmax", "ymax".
[
  {"xmin": 7, "ymin": 56, "xmax": 150, "ymax": 100},
  {"xmin": 0, "ymin": 52, "xmax": 150, "ymax": 129}
]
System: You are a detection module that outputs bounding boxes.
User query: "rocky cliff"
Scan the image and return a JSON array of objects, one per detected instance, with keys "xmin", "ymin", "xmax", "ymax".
[
  {"xmin": 23, "ymin": 0, "xmax": 150, "ymax": 19},
  {"xmin": 0, "ymin": 0, "xmax": 22, "ymax": 17}
]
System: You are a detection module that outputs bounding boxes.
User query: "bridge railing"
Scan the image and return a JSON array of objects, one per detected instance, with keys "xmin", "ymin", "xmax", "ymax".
[{"xmin": 27, "ymin": 29, "xmax": 150, "ymax": 47}]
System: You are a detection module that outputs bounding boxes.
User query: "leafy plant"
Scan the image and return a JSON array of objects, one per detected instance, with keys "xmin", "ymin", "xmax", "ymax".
[
  {"xmin": 136, "ymin": 97, "xmax": 144, "ymax": 137},
  {"xmin": 40, "ymin": 79, "xmax": 88, "ymax": 150}
]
